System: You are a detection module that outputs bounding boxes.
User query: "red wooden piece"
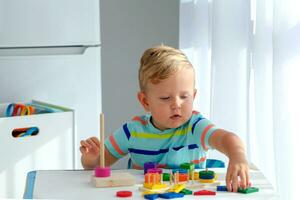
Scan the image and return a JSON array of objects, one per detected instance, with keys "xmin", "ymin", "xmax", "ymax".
[
  {"xmin": 194, "ymin": 190, "xmax": 216, "ymax": 195},
  {"xmin": 116, "ymin": 191, "xmax": 132, "ymax": 197}
]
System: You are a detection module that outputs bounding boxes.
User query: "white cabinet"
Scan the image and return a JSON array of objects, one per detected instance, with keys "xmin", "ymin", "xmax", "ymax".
[
  {"xmin": 0, "ymin": 0, "xmax": 100, "ymax": 47},
  {"xmin": 0, "ymin": 46, "xmax": 102, "ymax": 169},
  {"xmin": 0, "ymin": 101, "xmax": 74, "ymax": 198}
]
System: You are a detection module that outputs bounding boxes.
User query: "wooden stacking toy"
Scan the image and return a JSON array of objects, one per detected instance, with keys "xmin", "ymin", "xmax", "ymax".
[{"xmin": 92, "ymin": 113, "xmax": 135, "ymax": 187}]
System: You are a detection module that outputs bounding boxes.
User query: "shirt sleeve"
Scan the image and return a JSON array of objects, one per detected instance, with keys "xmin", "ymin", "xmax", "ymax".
[
  {"xmin": 192, "ymin": 115, "xmax": 218, "ymax": 151},
  {"xmin": 104, "ymin": 123, "xmax": 131, "ymax": 159}
]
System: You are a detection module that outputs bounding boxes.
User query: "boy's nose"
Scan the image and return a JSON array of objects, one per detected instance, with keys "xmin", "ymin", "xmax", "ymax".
[{"xmin": 171, "ymin": 97, "xmax": 182, "ymax": 109}]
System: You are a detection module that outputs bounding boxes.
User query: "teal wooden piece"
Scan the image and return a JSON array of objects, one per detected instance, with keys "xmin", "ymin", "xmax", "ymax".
[{"xmin": 206, "ymin": 159, "xmax": 225, "ymax": 168}]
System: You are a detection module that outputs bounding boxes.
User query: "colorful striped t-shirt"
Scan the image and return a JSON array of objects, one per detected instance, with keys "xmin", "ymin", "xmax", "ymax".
[{"xmin": 105, "ymin": 111, "xmax": 217, "ymax": 169}]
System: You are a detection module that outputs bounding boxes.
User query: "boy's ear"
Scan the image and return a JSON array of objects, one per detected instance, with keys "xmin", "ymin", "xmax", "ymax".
[
  {"xmin": 137, "ymin": 91, "xmax": 150, "ymax": 112},
  {"xmin": 193, "ymin": 89, "xmax": 197, "ymax": 99}
]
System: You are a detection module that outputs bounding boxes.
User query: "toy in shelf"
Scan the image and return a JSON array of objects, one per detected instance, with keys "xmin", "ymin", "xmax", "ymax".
[{"xmin": 92, "ymin": 113, "xmax": 135, "ymax": 188}]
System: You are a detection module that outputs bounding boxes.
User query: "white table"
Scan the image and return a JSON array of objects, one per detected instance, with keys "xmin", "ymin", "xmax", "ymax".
[{"xmin": 24, "ymin": 168, "xmax": 278, "ymax": 199}]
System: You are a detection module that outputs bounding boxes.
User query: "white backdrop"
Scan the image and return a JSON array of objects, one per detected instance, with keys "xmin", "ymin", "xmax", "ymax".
[{"xmin": 180, "ymin": 0, "xmax": 300, "ymax": 199}]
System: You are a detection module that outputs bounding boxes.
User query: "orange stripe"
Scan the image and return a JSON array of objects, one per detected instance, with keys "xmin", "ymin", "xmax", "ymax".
[
  {"xmin": 132, "ymin": 163, "xmax": 143, "ymax": 170},
  {"xmin": 109, "ymin": 135, "xmax": 126, "ymax": 156},
  {"xmin": 201, "ymin": 124, "xmax": 214, "ymax": 151},
  {"xmin": 192, "ymin": 110, "xmax": 200, "ymax": 115},
  {"xmin": 132, "ymin": 116, "xmax": 148, "ymax": 126},
  {"xmin": 192, "ymin": 157, "xmax": 206, "ymax": 164},
  {"xmin": 157, "ymin": 164, "xmax": 167, "ymax": 168}
]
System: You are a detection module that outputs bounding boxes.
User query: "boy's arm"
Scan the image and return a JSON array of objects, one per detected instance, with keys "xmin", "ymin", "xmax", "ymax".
[
  {"xmin": 208, "ymin": 129, "xmax": 249, "ymax": 192},
  {"xmin": 80, "ymin": 137, "xmax": 119, "ymax": 169},
  {"xmin": 81, "ymin": 147, "xmax": 118, "ymax": 169}
]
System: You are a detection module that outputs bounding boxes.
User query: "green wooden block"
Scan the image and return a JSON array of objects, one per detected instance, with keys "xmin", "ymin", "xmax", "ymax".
[
  {"xmin": 162, "ymin": 173, "xmax": 170, "ymax": 181},
  {"xmin": 180, "ymin": 188, "xmax": 193, "ymax": 195},
  {"xmin": 180, "ymin": 163, "xmax": 195, "ymax": 170},
  {"xmin": 238, "ymin": 187, "xmax": 259, "ymax": 194},
  {"xmin": 199, "ymin": 170, "xmax": 215, "ymax": 179}
]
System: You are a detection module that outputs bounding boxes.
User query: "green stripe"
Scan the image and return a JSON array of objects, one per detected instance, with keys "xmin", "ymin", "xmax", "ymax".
[{"xmin": 131, "ymin": 126, "xmax": 192, "ymax": 139}]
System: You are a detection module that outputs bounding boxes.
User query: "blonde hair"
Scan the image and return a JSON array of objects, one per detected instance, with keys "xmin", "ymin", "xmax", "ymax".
[{"xmin": 139, "ymin": 45, "xmax": 193, "ymax": 91}]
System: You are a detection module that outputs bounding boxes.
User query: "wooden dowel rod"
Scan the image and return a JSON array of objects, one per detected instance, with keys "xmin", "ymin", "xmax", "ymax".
[{"xmin": 100, "ymin": 113, "xmax": 105, "ymax": 168}]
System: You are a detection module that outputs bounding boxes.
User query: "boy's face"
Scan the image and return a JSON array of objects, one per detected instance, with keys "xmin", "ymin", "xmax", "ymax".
[{"xmin": 138, "ymin": 67, "xmax": 196, "ymax": 130}]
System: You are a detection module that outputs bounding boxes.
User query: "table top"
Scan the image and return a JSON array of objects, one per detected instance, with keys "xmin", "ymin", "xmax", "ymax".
[{"xmin": 24, "ymin": 168, "xmax": 278, "ymax": 199}]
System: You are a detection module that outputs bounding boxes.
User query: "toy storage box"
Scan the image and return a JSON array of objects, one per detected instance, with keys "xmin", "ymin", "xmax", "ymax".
[{"xmin": 0, "ymin": 100, "xmax": 75, "ymax": 199}]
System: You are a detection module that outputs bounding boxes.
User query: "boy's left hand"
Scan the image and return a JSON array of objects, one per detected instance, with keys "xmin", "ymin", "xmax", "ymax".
[{"xmin": 226, "ymin": 159, "xmax": 250, "ymax": 192}]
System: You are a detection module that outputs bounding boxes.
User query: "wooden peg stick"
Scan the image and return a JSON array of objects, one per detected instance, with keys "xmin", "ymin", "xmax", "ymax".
[{"xmin": 100, "ymin": 113, "xmax": 105, "ymax": 168}]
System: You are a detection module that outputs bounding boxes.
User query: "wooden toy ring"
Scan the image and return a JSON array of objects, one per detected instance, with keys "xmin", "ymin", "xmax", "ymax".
[
  {"xmin": 116, "ymin": 191, "xmax": 132, "ymax": 197},
  {"xmin": 94, "ymin": 166, "xmax": 111, "ymax": 177}
]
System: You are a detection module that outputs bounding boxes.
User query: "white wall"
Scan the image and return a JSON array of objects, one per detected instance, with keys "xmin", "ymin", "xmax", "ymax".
[{"xmin": 100, "ymin": 0, "xmax": 179, "ymax": 169}]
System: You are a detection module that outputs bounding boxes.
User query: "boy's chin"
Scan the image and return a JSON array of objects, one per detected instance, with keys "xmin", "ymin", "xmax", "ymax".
[{"xmin": 166, "ymin": 122, "xmax": 186, "ymax": 129}]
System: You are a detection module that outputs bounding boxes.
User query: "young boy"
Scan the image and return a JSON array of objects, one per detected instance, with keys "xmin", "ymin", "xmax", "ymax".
[{"xmin": 80, "ymin": 45, "xmax": 249, "ymax": 192}]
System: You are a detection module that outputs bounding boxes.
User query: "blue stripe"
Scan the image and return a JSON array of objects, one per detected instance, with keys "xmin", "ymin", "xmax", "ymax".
[
  {"xmin": 129, "ymin": 148, "xmax": 169, "ymax": 155},
  {"xmin": 123, "ymin": 124, "xmax": 131, "ymax": 140},
  {"xmin": 23, "ymin": 171, "xmax": 36, "ymax": 199},
  {"xmin": 191, "ymin": 117, "xmax": 205, "ymax": 134},
  {"xmin": 173, "ymin": 146, "xmax": 184, "ymax": 151},
  {"xmin": 129, "ymin": 144, "xmax": 199, "ymax": 155},
  {"xmin": 172, "ymin": 144, "xmax": 199, "ymax": 151},
  {"xmin": 188, "ymin": 144, "xmax": 198, "ymax": 149}
]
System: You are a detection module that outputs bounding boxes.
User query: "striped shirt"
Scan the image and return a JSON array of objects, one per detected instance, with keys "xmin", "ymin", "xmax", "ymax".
[{"xmin": 105, "ymin": 111, "xmax": 217, "ymax": 169}]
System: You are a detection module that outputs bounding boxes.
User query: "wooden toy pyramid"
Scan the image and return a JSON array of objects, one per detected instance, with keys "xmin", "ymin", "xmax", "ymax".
[{"xmin": 92, "ymin": 113, "xmax": 135, "ymax": 187}]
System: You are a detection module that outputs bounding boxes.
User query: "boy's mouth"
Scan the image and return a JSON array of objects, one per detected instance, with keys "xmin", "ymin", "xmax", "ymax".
[{"xmin": 170, "ymin": 114, "xmax": 181, "ymax": 119}]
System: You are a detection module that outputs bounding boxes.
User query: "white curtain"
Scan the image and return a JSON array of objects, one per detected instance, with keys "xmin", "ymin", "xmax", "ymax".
[{"xmin": 180, "ymin": 0, "xmax": 300, "ymax": 199}]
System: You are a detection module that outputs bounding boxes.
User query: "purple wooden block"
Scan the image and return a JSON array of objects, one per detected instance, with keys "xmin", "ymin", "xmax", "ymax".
[{"xmin": 144, "ymin": 162, "xmax": 157, "ymax": 174}]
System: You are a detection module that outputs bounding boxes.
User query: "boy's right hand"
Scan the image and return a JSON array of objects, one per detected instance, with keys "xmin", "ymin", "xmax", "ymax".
[{"xmin": 80, "ymin": 137, "xmax": 100, "ymax": 160}]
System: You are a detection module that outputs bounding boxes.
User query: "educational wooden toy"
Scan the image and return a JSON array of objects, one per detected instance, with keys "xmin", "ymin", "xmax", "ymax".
[
  {"xmin": 179, "ymin": 188, "xmax": 193, "ymax": 195},
  {"xmin": 144, "ymin": 194, "xmax": 159, "ymax": 200},
  {"xmin": 194, "ymin": 189, "xmax": 216, "ymax": 195},
  {"xmin": 158, "ymin": 192, "xmax": 184, "ymax": 199},
  {"xmin": 144, "ymin": 162, "xmax": 157, "ymax": 174},
  {"xmin": 148, "ymin": 168, "xmax": 163, "ymax": 174},
  {"xmin": 199, "ymin": 168, "xmax": 215, "ymax": 179},
  {"xmin": 168, "ymin": 183, "xmax": 185, "ymax": 193},
  {"xmin": 116, "ymin": 190, "xmax": 132, "ymax": 197},
  {"xmin": 180, "ymin": 163, "xmax": 195, "ymax": 170},
  {"xmin": 143, "ymin": 172, "xmax": 168, "ymax": 190},
  {"xmin": 92, "ymin": 114, "xmax": 135, "ymax": 188},
  {"xmin": 238, "ymin": 187, "xmax": 259, "ymax": 194},
  {"xmin": 217, "ymin": 185, "xmax": 228, "ymax": 191}
]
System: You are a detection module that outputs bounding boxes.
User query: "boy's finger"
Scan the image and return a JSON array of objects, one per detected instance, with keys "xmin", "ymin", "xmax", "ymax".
[
  {"xmin": 246, "ymin": 171, "xmax": 250, "ymax": 187},
  {"xmin": 239, "ymin": 171, "xmax": 247, "ymax": 189},
  {"xmin": 79, "ymin": 146, "xmax": 88, "ymax": 154},
  {"xmin": 232, "ymin": 173, "xmax": 239, "ymax": 192},
  {"xmin": 90, "ymin": 137, "xmax": 100, "ymax": 149},
  {"xmin": 80, "ymin": 140, "xmax": 91, "ymax": 149},
  {"xmin": 226, "ymin": 173, "xmax": 232, "ymax": 192},
  {"xmin": 91, "ymin": 137, "xmax": 100, "ymax": 145},
  {"xmin": 86, "ymin": 139, "xmax": 97, "ymax": 148}
]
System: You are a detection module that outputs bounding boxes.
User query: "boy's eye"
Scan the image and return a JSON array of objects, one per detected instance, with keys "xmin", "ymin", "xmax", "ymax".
[
  {"xmin": 180, "ymin": 95, "xmax": 188, "ymax": 99},
  {"xmin": 160, "ymin": 97, "xmax": 170, "ymax": 100}
]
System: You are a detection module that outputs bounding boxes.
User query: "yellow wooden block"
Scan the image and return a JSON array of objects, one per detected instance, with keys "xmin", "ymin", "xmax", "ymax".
[
  {"xmin": 143, "ymin": 183, "xmax": 168, "ymax": 190},
  {"xmin": 139, "ymin": 185, "xmax": 170, "ymax": 195},
  {"xmin": 142, "ymin": 191, "xmax": 157, "ymax": 196},
  {"xmin": 169, "ymin": 184, "xmax": 185, "ymax": 193},
  {"xmin": 92, "ymin": 172, "xmax": 135, "ymax": 187},
  {"xmin": 199, "ymin": 178, "xmax": 215, "ymax": 183}
]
